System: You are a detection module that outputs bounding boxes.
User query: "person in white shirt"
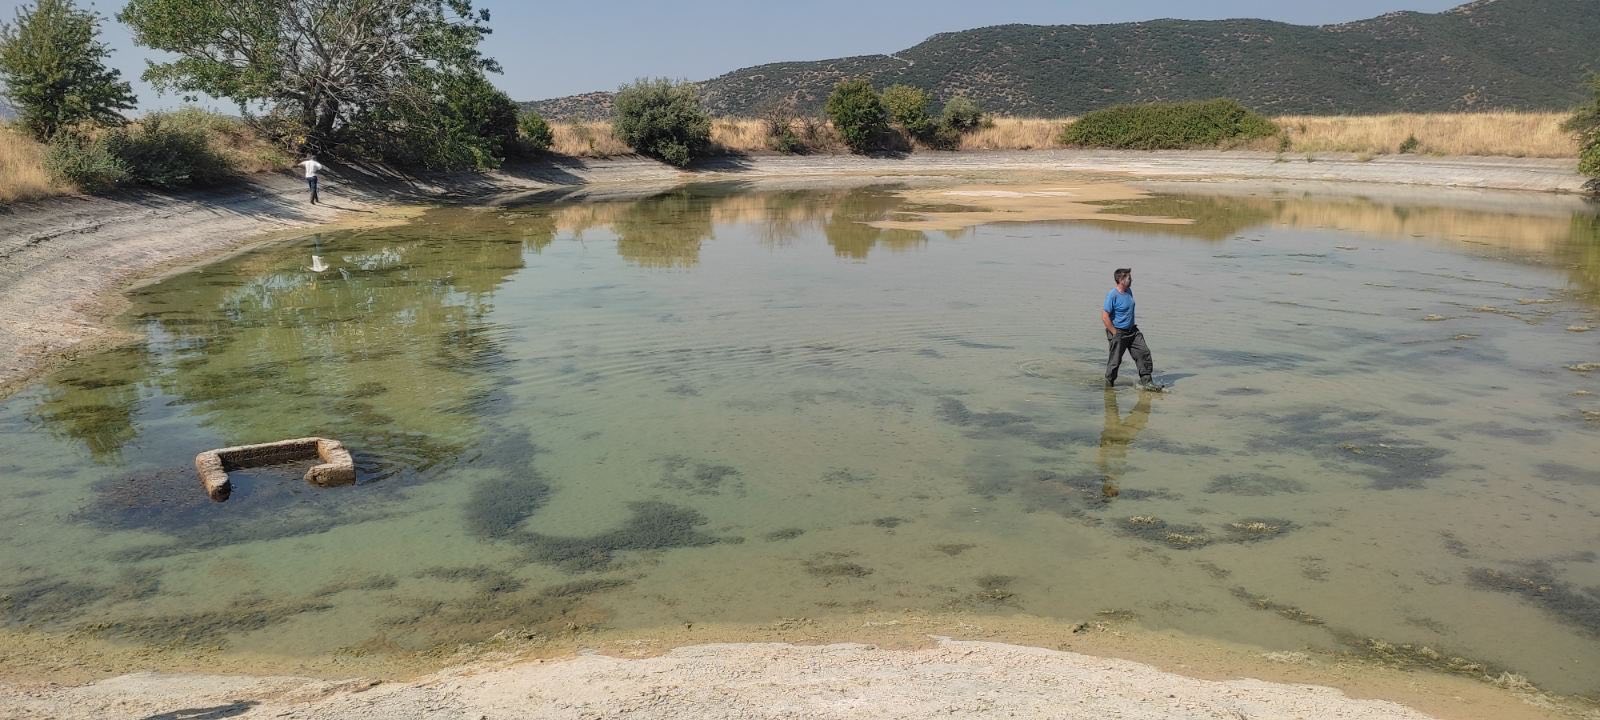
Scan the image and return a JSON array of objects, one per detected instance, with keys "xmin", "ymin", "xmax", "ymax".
[{"xmin": 297, "ymin": 156, "xmax": 326, "ymax": 204}]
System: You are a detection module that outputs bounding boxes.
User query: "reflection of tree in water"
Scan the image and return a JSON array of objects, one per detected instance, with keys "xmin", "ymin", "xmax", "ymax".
[
  {"xmin": 31, "ymin": 345, "xmax": 153, "ymax": 461},
  {"xmin": 1562, "ymin": 211, "xmax": 1600, "ymax": 302},
  {"xmin": 118, "ymin": 228, "xmax": 529, "ymax": 456},
  {"xmin": 612, "ymin": 190, "xmax": 716, "ymax": 268},
  {"xmin": 821, "ymin": 189, "xmax": 928, "ymax": 259},
  {"xmin": 515, "ymin": 210, "xmax": 558, "ymax": 253}
]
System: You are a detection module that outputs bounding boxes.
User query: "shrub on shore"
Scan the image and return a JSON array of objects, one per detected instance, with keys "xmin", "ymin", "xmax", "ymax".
[
  {"xmin": 1061, "ymin": 99, "xmax": 1279, "ymax": 150},
  {"xmin": 1567, "ymin": 76, "xmax": 1600, "ymax": 177},
  {"xmin": 941, "ymin": 96, "xmax": 984, "ymax": 133},
  {"xmin": 612, "ymin": 78, "xmax": 712, "ymax": 167},
  {"xmin": 518, "ymin": 111, "xmax": 553, "ymax": 153},
  {"xmin": 826, "ymin": 79, "xmax": 890, "ymax": 154},
  {"xmin": 45, "ymin": 110, "xmax": 230, "ymax": 191}
]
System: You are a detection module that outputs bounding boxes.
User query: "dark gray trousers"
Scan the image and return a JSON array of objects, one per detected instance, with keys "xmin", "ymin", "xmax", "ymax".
[{"xmin": 1105, "ymin": 325, "xmax": 1153, "ymax": 384}]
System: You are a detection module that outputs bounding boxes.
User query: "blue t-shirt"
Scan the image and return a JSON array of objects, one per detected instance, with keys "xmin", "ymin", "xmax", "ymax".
[{"xmin": 1103, "ymin": 288, "xmax": 1135, "ymax": 329}]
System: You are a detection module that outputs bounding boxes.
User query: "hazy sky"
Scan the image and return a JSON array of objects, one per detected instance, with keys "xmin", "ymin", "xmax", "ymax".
[{"xmin": 5, "ymin": 0, "xmax": 1464, "ymax": 111}]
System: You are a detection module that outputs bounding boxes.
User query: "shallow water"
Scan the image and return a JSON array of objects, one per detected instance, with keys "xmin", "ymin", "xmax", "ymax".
[{"xmin": 2, "ymin": 183, "xmax": 1599, "ymax": 692}]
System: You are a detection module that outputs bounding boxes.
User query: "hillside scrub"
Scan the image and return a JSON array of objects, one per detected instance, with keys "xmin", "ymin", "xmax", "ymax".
[
  {"xmin": 1061, "ymin": 100, "xmax": 1279, "ymax": 150},
  {"xmin": 612, "ymin": 78, "xmax": 712, "ymax": 167},
  {"xmin": 826, "ymin": 79, "xmax": 891, "ymax": 154}
]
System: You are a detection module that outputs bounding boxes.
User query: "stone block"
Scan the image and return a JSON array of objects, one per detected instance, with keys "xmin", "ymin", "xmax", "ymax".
[{"xmin": 193, "ymin": 436, "xmax": 357, "ymax": 502}]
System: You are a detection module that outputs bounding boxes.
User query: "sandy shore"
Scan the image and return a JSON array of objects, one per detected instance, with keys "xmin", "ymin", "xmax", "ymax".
[{"xmin": 1, "ymin": 150, "xmax": 1596, "ymax": 719}]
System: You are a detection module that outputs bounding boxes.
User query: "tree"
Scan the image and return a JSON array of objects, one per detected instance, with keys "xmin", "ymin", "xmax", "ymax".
[
  {"xmin": 1566, "ymin": 75, "xmax": 1600, "ymax": 178},
  {"xmin": 612, "ymin": 78, "xmax": 711, "ymax": 167},
  {"xmin": 118, "ymin": 0, "xmax": 499, "ymax": 152},
  {"xmin": 0, "ymin": 0, "xmax": 135, "ymax": 141},
  {"xmin": 825, "ymin": 78, "xmax": 888, "ymax": 154},
  {"xmin": 881, "ymin": 84, "xmax": 935, "ymax": 139}
]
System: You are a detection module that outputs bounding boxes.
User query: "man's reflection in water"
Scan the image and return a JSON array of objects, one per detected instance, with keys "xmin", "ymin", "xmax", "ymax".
[{"xmin": 1097, "ymin": 388, "xmax": 1153, "ymax": 499}]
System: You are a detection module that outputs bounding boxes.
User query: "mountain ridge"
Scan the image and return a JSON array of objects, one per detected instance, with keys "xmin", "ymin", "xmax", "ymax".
[{"xmin": 523, "ymin": 0, "xmax": 1598, "ymax": 120}]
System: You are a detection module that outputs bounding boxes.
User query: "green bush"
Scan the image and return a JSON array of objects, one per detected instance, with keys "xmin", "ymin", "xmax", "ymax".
[
  {"xmin": 612, "ymin": 78, "xmax": 712, "ymax": 167},
  {"xmin": 45, "ymin": 111, "xmax": 230, "ymax": 191},
  {"xmin": 111, "ymin": 112, "xmax": 230, "ymax": 187},
  {"xmin": 1398, "ymin": 134, "xmax": 1421, "ymax": 154},
  {"xmin": 1060, "ymin": 99, "xmax": 1279, "ymax": 150},
  {"xmin": 940, "ymin": 96, "xmax": 983, "ymax": 133},
  {"xmin": 45, "ymin": 129, "xmax": 127, "ymax": 191},
  {"xmin": 881, "ymin": 84, "xmax": 936, "ymax": 139},
  {"xmin": 518, "ymin": 111, "xmax": 553, "ymax": 153},
  {"xmin": 825, "ymin": 78, "xmax": 889, "ymax": 154},
  {"xmin": 1567, "ymin": 76, "xmax": 1600, "ymax": 178}
]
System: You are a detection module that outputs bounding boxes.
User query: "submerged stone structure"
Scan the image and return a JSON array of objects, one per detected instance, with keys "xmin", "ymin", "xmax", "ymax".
[{"xmin": 194, "ymin": 437, "xmax": 356, "ymax": 502}]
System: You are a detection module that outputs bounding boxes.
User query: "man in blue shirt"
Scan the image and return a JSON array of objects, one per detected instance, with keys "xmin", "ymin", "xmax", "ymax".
[{"xmin": 1101, "ymin": 267, "xmax": 1161, "ymax": 391}]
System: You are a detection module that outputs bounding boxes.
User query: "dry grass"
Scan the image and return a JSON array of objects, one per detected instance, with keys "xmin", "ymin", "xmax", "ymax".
[
  {"xmin": 555, "ymin": 112, "xmax": 1576, "ymax": 159},
  {"xmin": 0, "ymin": 123, "xmax": 65, "ymax": 203},
  {"xmin": 549, "ymin": 121, "xmax": 630, "ymax": 157},
  {"xmin": 160, "ymin": 108, "xmax": 291, "ymax": 174},
  {"xmin": 1271, "ymin": 112, "xmax": 1577, "ymax": 158},
  {"xmin": 959, "ymin": 118, "xmax": 1069, "ymax": 151}
]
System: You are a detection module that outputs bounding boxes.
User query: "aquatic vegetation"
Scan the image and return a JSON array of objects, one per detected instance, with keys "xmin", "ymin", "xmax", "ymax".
[
  {"xmin": 948, "ymin": 574, "xmax": 1019, "ymax": 607},
  {"xmin": 1117, "ymin": 516, "xmax": 1212, "ymax": 549},
  {"xmin": 0, "ymin": 577, "xmax": 110, "ymax": 625},
  {"xmin": 77, "ymin": 465, "xmax": 373, "ymax": 554},
  {"xmin": 1222, "ymin": 517, "xmax": 1298, "ymax": 543},
  {"xmin": 1203, "ymin": 473, "xmax": 1306, "ymax": 496},
  {"xmin": 347, "ymin": 382, "xmax": 388, "ymax": 399},
  {"xmin": 312, "ymin": 575, "xmax": 398, "ymax": 598},
  {"xmin": 763, "ymin": 527, "xmax": 806, "ymax": 542},
  {"xmin": 414, "ymin": 566, "xmax": 526, "ymax": 594},
  {"xmin": 822, "ymin": 468, "xmax": 873, "ymax": 485},
  {"xmin": 1440, "ymin": 531, "xmax": 1473, "ymax": 558},
  {"xmin": 1249, "ymin": 408, "xmax": 1449, "ymax": 490},
  {"xmin": 80, "ymin": 597, "xmax": 334, "ymax": 647},
  {"xmin": 937, "ymin": 398, "xmax": 1090, "ymax": 450},
  {"xmin": 934, "ymin": 543, "xmax": 976, "ymax": 557},
  {"xmin": 462, "ymin": 470, "xmax": 553, "ymax": 540},
  {"xmin": 871, "ymin": 516, "xmax": 907, "ymax": 529},
  {"xmin": 1536, "ymin": 462, "xmax": 1600, "ymax": 486},
  {"xmin": 383, "ymin": 577, "xmax": 630, "ymax": 647},
  {"xmin": 1330, "ymin": 630, "xmax": 1503, "ymax": 679},
  {"xmin": 521, "ymin": 501, "xmax": 723, "ymax": 573},
  {"xmin": 803, "ymin": 552, "xmax": 874, "ymax": 578},
  {"xmin": 657, "ymin": 455, "xmax": 743, "ymax": 496},
  {"xmin": 1468, "ymin": 566, "xmax": 1600, "ymax": 636},
  {"xmin": 1230, "ymin": 587, "xmax": 1324, "ymax": 626}
]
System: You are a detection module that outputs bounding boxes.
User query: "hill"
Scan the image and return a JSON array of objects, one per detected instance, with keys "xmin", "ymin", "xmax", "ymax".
[{"xmin": 522, "ymin": 0, "xmax": 1600, "ymax": 120}]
